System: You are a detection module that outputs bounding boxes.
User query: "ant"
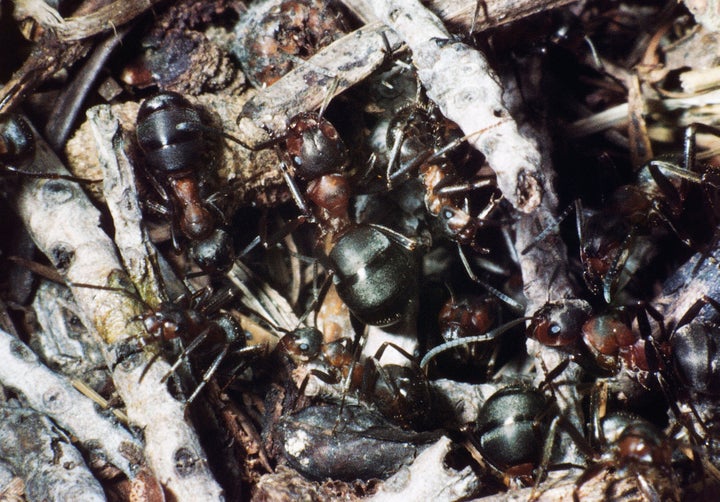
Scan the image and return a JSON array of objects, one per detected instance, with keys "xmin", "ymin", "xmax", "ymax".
[
  {"xmin": 578, "ymin": 123, "xmax": 720, "ymax": 302},
  {"xmin": 526, "ymin": 299, "xmax": 669, "ymax": 394},
  {"xmin": 137, "ymin": 286, "xmax": 261, "ymax": 404},
  {"xmin": 0, "ymin": 113, "xmax": 99, "ymax": 184},
  {"xmin": 135, "ymin": 91, "xmax": 235, "ymax": 274},
  {"xmin": 384, "ymin": 100, "xmax": 501, "ymax": 249},
  {"xmin": 278, "ymin": 326, "xmax": 434, "ymax": 430},
  {"xmin": 570, "ymin": 382, "xmax": 680, "ymax": 502},
  {"xmin": 236, "ymin": 97, "xmax": 421, "ymax": 328}
]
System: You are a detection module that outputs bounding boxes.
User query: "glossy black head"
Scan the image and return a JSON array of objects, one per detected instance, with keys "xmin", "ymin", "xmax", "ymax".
[
  {"xmin": 285, "ymin": 112, "xmax": 349, "ymax": 181},
  {"xmin": 474, "ymin": 386, "xmax": 550, "ymax": 473},
  {"xmin": 671, "ymin": 322, "xmax": 720, "ymax": 396},
  {"xmin": 0, "ymin": 113, "xmax": 35, "ymax": 167},
  {"xmin": 329, "ymin": 225, "xmax": 417, "ymax": 327},
  {"xmin": 136, "ymin": 92, "xmax": 204, "ymax": 176},
  {"xmin": 189, "ymin": 228, "xmax": 235, "ymax": 273}
]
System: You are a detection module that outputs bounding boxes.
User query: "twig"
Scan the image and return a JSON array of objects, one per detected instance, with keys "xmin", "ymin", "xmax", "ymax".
[
  {"xmin": 0, "ymin": 329, "xmax": 143, "ymax": 479},
  {"xmin": 0, "ymin": 402, "xmax": 106, "ymax": 501},
  {"xmin": 86, "ymin": 104, "xmax": 167, "ymax": 305},
  {"xmin": 8, "ymin": 117, "xmax": 224, "ymax": 500},
  {"xmin": 12, "ymin": 0, "xmax": 165, "ymax": 41}
]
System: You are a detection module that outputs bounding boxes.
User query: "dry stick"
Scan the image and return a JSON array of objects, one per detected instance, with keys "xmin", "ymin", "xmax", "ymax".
[
  {"xmin": 0, "ymin": 402, "xmax": 106, "ymax": 502},
  {"xmin": 0, "ymin": 329, "xmax": 143, "ymax": 480},
  {"xmin": 87, "ymin": 105, "xmax": 167, "ymax": 306},
  {"xmin": 368, "ymin": 0, "xmax": 544, "ymax": 212},
  {"xmin": 12, "ymin": 0, "xmax": 165, "ymax": 41},
  {"xmin": 9, "ymin": 119, "xmax": 224, "ymax": 501},
  {"xmin": 237, "ymin": 0, "xmax": 573, "ymax": 159}
]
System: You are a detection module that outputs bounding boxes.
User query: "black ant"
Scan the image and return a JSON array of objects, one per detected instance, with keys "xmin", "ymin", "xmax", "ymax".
[
  {"xmin": 0, "ymin": 113, "xmax": 99, "ymax": 184},
  {"xmin": 135, "ymin": 92, "xmax": 235, "ymax": 274},
  {"xmin": 578, "ymin": 123, "xmax": 720, "ymax": 302}
]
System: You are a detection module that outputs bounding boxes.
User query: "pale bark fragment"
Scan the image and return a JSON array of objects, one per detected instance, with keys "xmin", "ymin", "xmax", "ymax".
[
  {"xmin": 9, "ymin": 119, "xmax": 224, "ymax": 501},
  {"xmin": 369, "ymin": 436, "xmax": 479, "ymax": 501},
  {"xmin": 0, "ymin": 403, "xmax": 106, "ymax": 502},
  {"xmin": 86, "ymin": 104, "xmax": 167, "ymax": 306},
  {"xmin": 0, "ymin": 329, "xmax": 142, "ymax": 478}
]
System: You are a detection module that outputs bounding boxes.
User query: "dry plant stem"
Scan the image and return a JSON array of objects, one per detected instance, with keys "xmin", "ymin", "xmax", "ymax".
[
  {"xmin": 368, "ymin": 0, "xmax": 543, "ymax": 212},
  {"xmin": 0, "ymin": 329, "xmax": 142, "ymax": 479},
  {"xmin": 343, "ymin": 0, "xmax": 575, "ymax": 27},
  {"xmin": 9, "ymin": 121, "xmax": 224, "ymax": 500},
  {"xmin": 0, "ymin": 403, "xmax": 105, "ymax": 501},
  {"xmin": 368, "ymin": 436, "xmax": 478, "ymax": 501},
  {"xmin": 45, "ymin": 27, "xmax": 129, "ymax": 150},
  {"xmin": 239, "ymin": 0, "xmax": 572, "ymax": 150},
  {"xmin": 13, "ymin": 0, "xmax": 165, "ymax": 41},
  {"xmin": 87, "ymin": 104, "xmax": 167, "ymax": 305}
]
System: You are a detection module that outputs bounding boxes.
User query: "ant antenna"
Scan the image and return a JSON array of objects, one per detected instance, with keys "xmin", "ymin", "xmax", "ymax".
[{"xmin": 420, "ymin": 316, "xmax": 529, "ymax": 370}]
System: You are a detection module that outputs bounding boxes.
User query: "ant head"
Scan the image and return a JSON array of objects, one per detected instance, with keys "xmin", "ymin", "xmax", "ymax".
[
  {"xmin": 285, "ymin": 112, "xmax": 349, "ymax": 181},
  {"xmin": 528, "ymin": 300, "xmax": 591, "ymax": 348},
  {"xmin": 279, "ymin": 327, "xmax": 323, "ymax": 362},
  {"xmin": 439, "ymin": 294, "xmax": 497, "ymax": 340},
  {"xmin": 0, "ymin": 113, "xmax": 35, "ymax": 166}
]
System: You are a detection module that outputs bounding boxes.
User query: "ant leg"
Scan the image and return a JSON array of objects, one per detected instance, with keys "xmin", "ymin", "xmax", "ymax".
[
  {"xmin": 601, "ymin": 225, "xmax": 639, "ymax": 303},
  {"xmin": 682, "ymin": 123, "xmax": 720, "ymax": 173},
  {"xmin": 185, "ymin": 344, "xmax": 230, "ymax": 404},
  {"xmin": 373, "ymin": 341, "xmax": 416, "ymax": 366},
  {"xmin": 521, "ymin": 202, "xmax": 576, "ymax": 255},
  {"xmin": 676, "ymin": 294, "xmax": 720, "ymax": 328},
  {"xmin": 334, "ymin": 315, "xmax": 367, "ymax": 430},
  {"xmin": 433, "ymin": 176, "xmax": 495, "ymax": 196},
  {"xmin": 457, "ymin": 243, "xmax": 525, "ymax": 312},
  {"xmin": 160, "ymin": 328, "xmax": 213, "ymax": 384},
  {"xmin": 238, "ymin": 214, "xmax": 309, "ymax": 258},
  {"xmin": 2, "ymin": 165, "xmax": 102, "ymax": 184}
]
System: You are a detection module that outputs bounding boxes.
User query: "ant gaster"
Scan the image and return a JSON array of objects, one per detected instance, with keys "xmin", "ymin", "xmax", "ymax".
[
  {"xmin": 0, "ymin": 113, "xmax": 99, "ymax": 183},
  {"xmin": 241, "ymin": 106, "xmax": 419, "ymax": 328},
  {"xmin": 135, "ymin": 92, "xmax": 234, "ymax": 273}
]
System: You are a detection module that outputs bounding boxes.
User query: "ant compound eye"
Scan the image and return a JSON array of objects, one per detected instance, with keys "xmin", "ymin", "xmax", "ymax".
[
  {"xmin": 442, "ymin": 208, "xmax": 454, "ymax": 220},
  {"xmin": 528, "ymin": 301, "xmax": 590, "ymax": 348},
  {"xmin": 299, "ymin": 342, "xmax": 310, "ymax": 353}
]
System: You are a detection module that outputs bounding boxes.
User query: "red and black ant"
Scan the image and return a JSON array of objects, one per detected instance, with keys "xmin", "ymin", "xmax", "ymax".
[
  {"xmin": 136, "ymin": 286, "xmax": 263, "ymax": 404},
  {"xmin": 235, "ymin": 98, "xmax": 422, "ymax": 329},
  {"xmin": 135, "ymin": 92, "xmax": 235, "ymax": 274},
  {"xmin": 384, "ymin": 101, "xmax": 502, "ymax": 249},
  {"xmin": 577, "ymin": 123, "xmax": 720, "ymax": 302}
]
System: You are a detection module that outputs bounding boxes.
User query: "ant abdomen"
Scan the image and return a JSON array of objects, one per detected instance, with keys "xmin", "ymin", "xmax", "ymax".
[{"xmin": 135, "ymin": 92, "xmax": 204, "ymax": 177}]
